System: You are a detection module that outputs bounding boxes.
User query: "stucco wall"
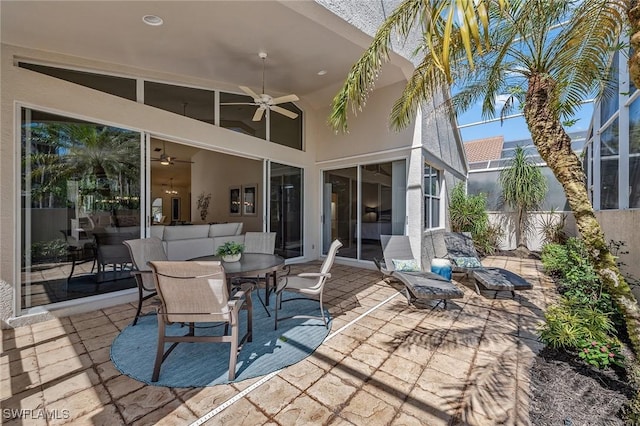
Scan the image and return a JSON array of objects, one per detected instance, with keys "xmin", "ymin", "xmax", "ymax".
[
  {"xmin": 595, "ymin": 210, "xmax": 640, "ymax": 283},
  {"xmin": 191, "ymin": 151, "xmax": 263, "ymax": 231}
]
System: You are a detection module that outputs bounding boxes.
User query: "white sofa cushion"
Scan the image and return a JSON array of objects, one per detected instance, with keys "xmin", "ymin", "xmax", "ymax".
[
  {"xmin": 163, "ymin": 224, "xmax": 210, "ymax": 241},
  {"xmin": 209, "ymin": 223, "xmax": 243, "ymax": 237},
  {"xmin": 150, "ymin": 225, "xmax": 165, "ymax": 239},
  {"xmin": 165, "ymin": 238, "xmax": 215, "ymax": 261}
]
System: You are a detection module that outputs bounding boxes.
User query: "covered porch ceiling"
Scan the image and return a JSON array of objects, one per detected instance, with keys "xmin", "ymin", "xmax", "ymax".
[{"xmin": 1, "ymin": 1, "xmax": 411, "ymax": 109}]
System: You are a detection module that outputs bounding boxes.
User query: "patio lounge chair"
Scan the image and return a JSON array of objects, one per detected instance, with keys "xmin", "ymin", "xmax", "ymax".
[
  {"xmin": 444, "ymin": 232, "xmax": 533, "ymax": 296},
  {"xmin": 379, "ymin": 235, "xmax": 464, "ymax": 307}
]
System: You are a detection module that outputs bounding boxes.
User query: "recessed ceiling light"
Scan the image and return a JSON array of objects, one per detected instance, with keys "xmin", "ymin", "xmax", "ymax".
[
  {"xmin": 142, "ymin": 15, "xmax": 163, "ymax": 26},
  {"xmin": 317, "ymin": 70, "xmax": 328, "ymax": 76}
]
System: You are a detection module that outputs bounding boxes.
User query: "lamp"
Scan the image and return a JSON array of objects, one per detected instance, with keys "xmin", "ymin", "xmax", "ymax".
[
  {"xmin": 165, "ymin": 178, "xmax": 178, "ymax": 195},
  {"xmin": 364, "ymin": 206, "xmax": 377, "ymax": 222}
]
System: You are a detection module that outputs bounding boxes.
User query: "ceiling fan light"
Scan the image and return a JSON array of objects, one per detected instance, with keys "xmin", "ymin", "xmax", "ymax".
[{"xmin": 160, "ymin": 159, "xmax": 170, "ymax": 166}]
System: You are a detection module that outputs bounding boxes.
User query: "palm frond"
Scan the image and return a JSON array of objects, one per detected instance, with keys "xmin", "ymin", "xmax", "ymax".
[{"xmin": 328, "ymin": 0, "xmax": 424, "ymax": 133}]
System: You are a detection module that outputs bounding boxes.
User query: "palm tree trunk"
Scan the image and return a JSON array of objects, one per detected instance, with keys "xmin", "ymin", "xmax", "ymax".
[
  {"xmin": 524, "ymin": 73, "xmax": 640, "ymax": 365},
  {"xmin": 629, "ymin": 0, "xmax": 640, "ymax": 90}
]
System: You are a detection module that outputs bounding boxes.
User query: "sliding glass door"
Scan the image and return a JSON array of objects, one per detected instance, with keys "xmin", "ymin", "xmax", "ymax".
[
  {"xmin": 270, "ymin": 162, "xmax": 304, "ymax": 259},
  {"xmin": 21, "ymin": 108, "xmax": 142, "ymax": 308},
  {"xmin": 323, "ymin": 160, "xmax": 406, "ymax": 260}
]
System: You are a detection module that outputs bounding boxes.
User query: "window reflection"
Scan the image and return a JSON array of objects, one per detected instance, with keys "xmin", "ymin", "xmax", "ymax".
[{"xmin": 21, "ymin": 109, "xmax": 140, "ymax": 308}]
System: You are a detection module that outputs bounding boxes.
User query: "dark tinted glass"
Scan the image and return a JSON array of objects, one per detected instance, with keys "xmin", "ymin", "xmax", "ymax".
[
  {"xmin": 19, "ymin": 62, "xmax": 136, "ymax": 100},
  {"xmin": 144, "ymin": 81, "xmax": 214, "ymax": 125}
]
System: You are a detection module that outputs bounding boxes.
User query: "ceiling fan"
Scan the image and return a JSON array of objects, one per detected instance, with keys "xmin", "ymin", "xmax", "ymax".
[
  {"xmin": 222, "ymin": 52, "xmax": 299, "ymax": 122},
  {"xmin": 151, "ymin": 141, "xmax": 194, "ymax": 166}
]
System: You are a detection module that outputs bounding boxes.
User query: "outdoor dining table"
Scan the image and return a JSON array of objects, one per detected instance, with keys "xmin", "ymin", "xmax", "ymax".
[{"xmin": 190, "ymin": 253, "xmax": 286, "ymax": 307}]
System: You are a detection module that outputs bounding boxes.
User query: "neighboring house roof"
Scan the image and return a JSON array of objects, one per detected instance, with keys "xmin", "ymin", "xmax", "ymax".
[{"xmin": 464, "ymin": 136, "xmax": 505, "ymax": 163}]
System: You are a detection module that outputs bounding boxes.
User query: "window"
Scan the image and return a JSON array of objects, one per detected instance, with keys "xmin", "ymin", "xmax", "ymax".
[
  {"xmin": 21, "ymin": 108, "xmax": 141, "ymax": 308},
  {"xmin": 424, "ymin": 163, "xmax": 441, "ymax": 229},
  {"xmin": 219, "ymin": 92, "xmax": 266, "ymax": 139},
  {"xmin": 144, "ymin": 81, "xmax": 214, "ymax": 125},
  {"xmin": 270, "ymin": 103, "xmax": 303, "ymax": 150},
  {"xmin": 18, "ymin": 62, "xmax": 304, "ymax": 150},
  {"xmin": 19, "ymin": 62, "xmax": 137, "ymax": 100}
]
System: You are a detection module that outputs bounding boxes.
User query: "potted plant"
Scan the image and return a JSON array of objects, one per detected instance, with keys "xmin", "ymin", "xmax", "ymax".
[{"xmin": 216, "ymin": 241, "xmax": 244, "ymax": 262}]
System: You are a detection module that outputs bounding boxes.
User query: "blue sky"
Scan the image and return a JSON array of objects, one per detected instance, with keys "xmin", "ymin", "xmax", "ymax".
[{"xmin": 455, "ymin": 98, "xmax": 595, "ymax": 143}]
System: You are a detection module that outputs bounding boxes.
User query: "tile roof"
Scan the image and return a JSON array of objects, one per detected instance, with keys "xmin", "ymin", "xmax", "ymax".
[{"xmin": 464, "ymin": 136, "xmax": 505, "ymax": 163}]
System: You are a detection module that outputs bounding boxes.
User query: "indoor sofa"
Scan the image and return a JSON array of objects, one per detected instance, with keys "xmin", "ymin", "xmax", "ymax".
[{"xmin": 150, "ymin": 223, "xmax": 244, "ymax": 260}]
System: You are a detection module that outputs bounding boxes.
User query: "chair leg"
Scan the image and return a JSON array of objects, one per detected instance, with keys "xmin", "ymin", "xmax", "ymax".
[
  {"xmin": 133, "ymin": 281, "xmax": 144, "ymax": 326},
  {"xmin": 274, "ymin": 290, "xmax": 280, "ymax": 330},
  {"xmin": 246, "ymin": 291, "xmax": 253, "ymax": 343},
  {"xmin": 152, "ymin": 316, "xmax": 166, "ymax": 382},
  {"xmin": 319, "ymin": 291, "xmax": 327, "ymax": 328},
  {"xmin": 228, "ymin": 317, "xmax": 238, "ymax": 381},
  {"xmin": 254, "ymin": 287, "xmax": 271, "ymax": 317}
]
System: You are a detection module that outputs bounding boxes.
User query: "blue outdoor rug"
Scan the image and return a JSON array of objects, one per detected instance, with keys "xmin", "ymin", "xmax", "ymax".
[{"xmin": 110, "ymin": 291, "xmax": 331, "ymax": 387}]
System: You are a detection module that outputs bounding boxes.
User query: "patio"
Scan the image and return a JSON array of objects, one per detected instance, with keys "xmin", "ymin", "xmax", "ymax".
[{"xmin": 1, "ymin": 256, "xmax": 555, "ymax": 425}]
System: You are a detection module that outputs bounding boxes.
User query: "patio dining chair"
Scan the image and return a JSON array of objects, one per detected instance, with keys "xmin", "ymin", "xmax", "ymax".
[
  {"xmin": 237, "ymin": 232, "xmax": 277, "ymax": 315},
  {"xmin": 123, "ymin": 237, "xmax": 166, "ymax": 325},
  {"xmin": 274, "ymin": 239, "xmax": 342, "ymax": 330},
  {"xmin": 148, "ymin": 260, "xmax": 252, "ymax": 381}
]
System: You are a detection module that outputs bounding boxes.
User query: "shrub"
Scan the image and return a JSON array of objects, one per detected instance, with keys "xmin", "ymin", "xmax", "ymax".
[
  {"xmin": 473, "ymin": 223, "xmax": 504, "ymax": 256},
  {"xmin": 577, "ymin": 338, "xmax": 625, "ymax": 369},
  {"xmin": 539, "ymin": 296, "xmax": 624, "ymax": 369},
  {"xmin": 539, "ymin": 209, "xmax": 568, "ymax": 245},
  {"xmin": 541, "ymin": 243, "xmax": 569, "ymax": 276},
  {"xmin": 449, "ymin": 183, "xmax": 502, "ymax": 255},
  {"xmin": 449, "ymin": 182, "xmax": 488, "ymax": 237}
]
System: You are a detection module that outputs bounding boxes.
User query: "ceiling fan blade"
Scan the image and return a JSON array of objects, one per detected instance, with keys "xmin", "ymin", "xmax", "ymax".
[
  {"xmin": 252, "ymin": 107, "xmax": 265, "ymax": 121},
  {"xmin": 271, "ymin": 94, "xmax": 299, "ymax": 105},
  {"xmin": 220, "ymin": 102, "xmax": 257, "ymax": 106},
  {"xmin": 270, "ymin": 105, "xmax": 298, "ymax": 119},
  {"xmin": 239, "ymin": 85, "xmax": 261, "ymax": 100}
]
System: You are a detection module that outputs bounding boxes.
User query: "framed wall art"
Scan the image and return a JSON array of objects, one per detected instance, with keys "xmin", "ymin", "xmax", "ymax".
[
  {"xmin": 229, "ymin": 186, "xmax": 241, "ymax": 216},
  {"xmin": 242, "ymin": 184, "xmax": 257, "ymax": 216}
]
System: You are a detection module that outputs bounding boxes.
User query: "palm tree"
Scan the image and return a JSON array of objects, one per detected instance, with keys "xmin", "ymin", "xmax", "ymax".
[
  {"xmin": 329, "ymin": 0, "xmax": 640, "ymax": 417},
  {"xmin": 499, "ymin": 146, "xmax": 547, "ymax": 253}
]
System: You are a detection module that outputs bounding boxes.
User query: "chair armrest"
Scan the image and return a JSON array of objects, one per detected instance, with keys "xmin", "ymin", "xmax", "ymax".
[
  {"xmin": 297, "ymin": 272, "xmax": 331, "ymax": 279},
  {"xmin": 229, "ymin": 290, "xmax": 247, "ymax": 305}
]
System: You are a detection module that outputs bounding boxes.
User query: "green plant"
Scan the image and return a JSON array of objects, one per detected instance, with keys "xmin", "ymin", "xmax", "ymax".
[
  {"xmin": 577, "ymin": 338, "xmax": 625, "ymax": 369},
  {"xmin": 27, "ymin": 239, "xmax": 68, "ymax": 263},
  {"xmin": 473, "ymin": 223, "xmax": 504, "ymax": 256},
  {"xmin": 539, "ymin": 209, "xmax": 568, "ymax": 245},
  {"xmin": 498, "ymin": 146, "xmax": 548, "ymax": 250},
  {"xmin": 448, "ymin": 182, "xmax": 489, "ymax": 237},
  {"xmin": 538, "ymin": 296, "xmax": 623, "ymax": 370},
  {"xmin": 541, "ymin": 243, "xmax": 569, "ymax": 276},
  {"xmin": 216, "ymin": 241, "xmax": 244, "ymax": 256}
]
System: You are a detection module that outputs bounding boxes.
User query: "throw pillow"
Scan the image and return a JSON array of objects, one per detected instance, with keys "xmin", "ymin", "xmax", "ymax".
[
  {"xmin": 392, "ymin": 258, "xmax": 421, "ymax": 272},
  {"xmin": 453, "ymin": 257, "xmax": 482, "ymax": 268}
]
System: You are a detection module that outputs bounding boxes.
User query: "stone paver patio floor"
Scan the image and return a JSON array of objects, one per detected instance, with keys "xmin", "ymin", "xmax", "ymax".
[{"xmin": 1, "ymin": 256, "xmax": 556, "ymax": 425}]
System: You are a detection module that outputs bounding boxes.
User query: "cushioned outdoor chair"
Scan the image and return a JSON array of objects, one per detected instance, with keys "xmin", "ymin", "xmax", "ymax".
[
  {"xmin": 379, "ymin": 235, "xmax": 464, "ymax": 307},
  {"xmin": 124, "ymin": 237, "xmax": 166, "ymax": 325},
  {"xmin": 444, "ymin": 232, "xmax": 533, "ymax": 296},
  {"xmin": 238, "ymin": 232, "xmax": 277, "ymax": 316},
  {"xmin": 148, "ymin": 260, "xmax": 252, "ymax": 381},
  {"xmin": 274, "ymin": 239, "xmax": 342, "ymax": 330}
]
